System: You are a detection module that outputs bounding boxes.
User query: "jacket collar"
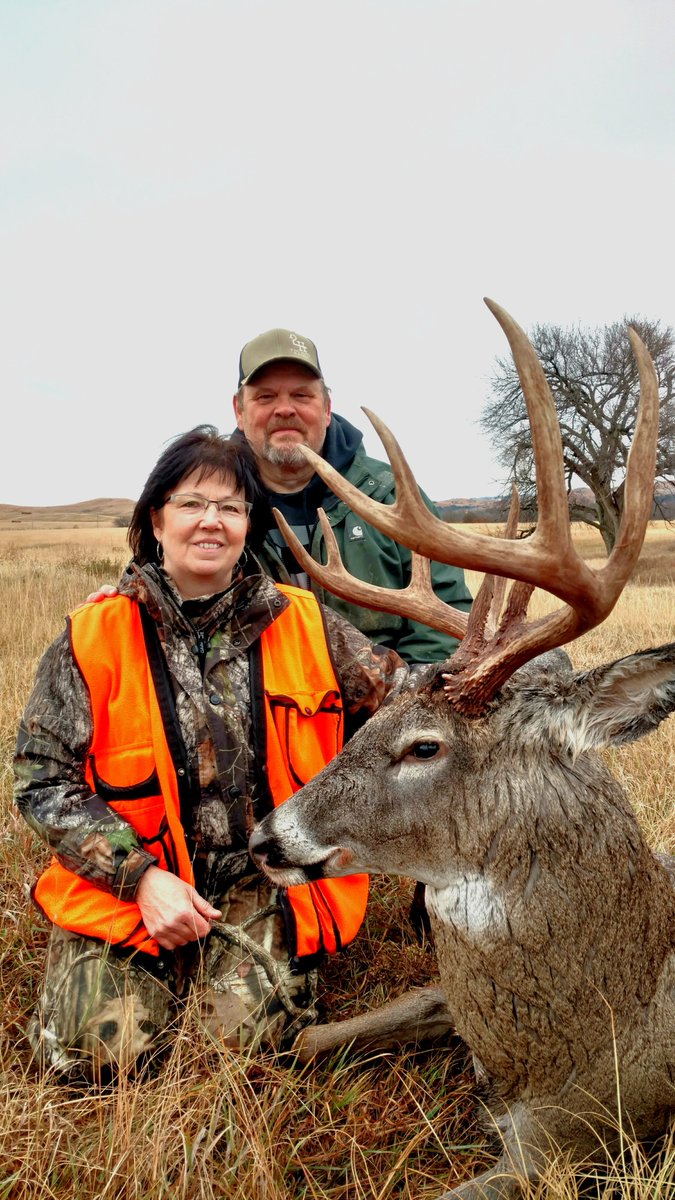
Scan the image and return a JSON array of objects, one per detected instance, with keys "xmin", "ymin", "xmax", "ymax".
[{"xmin": 119, "ymin": 562, "xmax": 290, "ymax": 644}]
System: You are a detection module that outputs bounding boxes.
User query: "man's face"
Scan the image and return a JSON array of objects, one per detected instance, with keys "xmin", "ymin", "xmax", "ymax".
[{"xmin": 234, "ymin": 361, "xmax": 331, "ymax": 467}]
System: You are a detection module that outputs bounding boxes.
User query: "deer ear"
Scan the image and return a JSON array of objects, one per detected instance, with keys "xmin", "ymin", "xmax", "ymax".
[{"xmin": 570, "ymin": 644, "xmax": 675, "ymax": 754}]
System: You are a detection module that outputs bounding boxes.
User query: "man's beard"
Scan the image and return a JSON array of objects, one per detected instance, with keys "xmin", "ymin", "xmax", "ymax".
[{"xmin": 261, "ymin": 438, "xmax": 310, "ymax": 467}]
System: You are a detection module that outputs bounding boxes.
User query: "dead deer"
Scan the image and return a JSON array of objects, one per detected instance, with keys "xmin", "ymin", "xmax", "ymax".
[{"xmin": 249, "ymin": 301, "xmax": 675, "ymax": 1199}]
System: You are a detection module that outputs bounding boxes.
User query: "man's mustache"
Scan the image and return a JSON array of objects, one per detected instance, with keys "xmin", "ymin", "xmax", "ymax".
[{"xmin": 267, "ymin": 421, "xmax": 307, "ymax": 436}]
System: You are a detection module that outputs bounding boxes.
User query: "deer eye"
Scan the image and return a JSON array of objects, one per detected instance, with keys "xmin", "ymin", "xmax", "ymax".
[{"xmin": 411, "ymin": 740, "xmax": 441, "ymax": 759}]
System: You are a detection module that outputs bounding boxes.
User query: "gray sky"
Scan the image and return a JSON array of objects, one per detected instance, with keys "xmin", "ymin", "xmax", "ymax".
[{"xmin": 2, "ymin": 0, "xmax": 673, "ymax": 506}]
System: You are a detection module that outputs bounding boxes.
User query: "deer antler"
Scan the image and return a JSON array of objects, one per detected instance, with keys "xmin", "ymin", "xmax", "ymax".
[
  {"xmin": 272, "ymin": 506, "xmax": 469, "ymax": 641},
  {"xmin": 274, "ymin": 301, "xmax": 659, "ymax": 714}
]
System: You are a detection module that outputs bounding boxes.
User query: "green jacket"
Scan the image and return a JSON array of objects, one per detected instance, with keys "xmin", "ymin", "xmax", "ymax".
[{"xmin": 258, "ymin": 445, "xmax": 473, "ymax": 664}]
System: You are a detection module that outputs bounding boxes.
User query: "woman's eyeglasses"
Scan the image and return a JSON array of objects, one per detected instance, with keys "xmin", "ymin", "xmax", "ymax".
[{"xmin": 166, "ymin": 493, "xmax": 252, "ymax": 519}]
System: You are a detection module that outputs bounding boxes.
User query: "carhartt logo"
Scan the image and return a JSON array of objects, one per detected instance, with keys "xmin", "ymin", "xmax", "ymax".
[
  {"xmin": 289, "ymin": 333, "xmax": 308, "ymax": 356},
  {"xmin": 350, "ymin": 525, "xmax": 364, "ymax": 540}
]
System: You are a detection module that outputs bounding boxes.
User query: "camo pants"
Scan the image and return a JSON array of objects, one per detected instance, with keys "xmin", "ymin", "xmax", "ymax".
[{"xmin": 28, "ymin": 877, "xmax": 317, "ymax": 1080}]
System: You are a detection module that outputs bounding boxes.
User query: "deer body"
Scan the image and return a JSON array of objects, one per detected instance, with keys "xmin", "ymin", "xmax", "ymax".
[
  {"xmin": 253, "ymin": 650, "xmax": 675, "ymax": 1195},
  {"xmin": 248, "ymin": 303, "xmax": 674, "ymax": 1196}
]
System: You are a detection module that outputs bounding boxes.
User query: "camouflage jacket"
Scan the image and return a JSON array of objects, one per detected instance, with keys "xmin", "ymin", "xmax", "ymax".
[{"xmin": 14, "ymin": 564, "xmax": 407, "ymax": 903}]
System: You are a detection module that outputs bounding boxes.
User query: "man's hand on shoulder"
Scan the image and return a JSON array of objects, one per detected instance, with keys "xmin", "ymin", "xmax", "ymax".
[{"xmin": 85, "ymin": 584, "xmax": 118, "ymax": 604}]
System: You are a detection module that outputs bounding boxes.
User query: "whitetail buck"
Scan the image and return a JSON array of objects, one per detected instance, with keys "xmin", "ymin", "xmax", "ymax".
[{"xmin": 249, "ymin": 301, "xmax": 675, "ymax": 1199}]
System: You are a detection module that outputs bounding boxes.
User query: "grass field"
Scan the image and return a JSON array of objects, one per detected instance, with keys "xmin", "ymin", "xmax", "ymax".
[{"xmin": 1, "ymin": 523, "xmax": 674, "ymax": 1199}]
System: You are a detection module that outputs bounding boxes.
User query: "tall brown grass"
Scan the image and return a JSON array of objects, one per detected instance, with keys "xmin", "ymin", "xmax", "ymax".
[{"xmin": 1, "ymin": 524, "xmax": 674, "ymax": 1198}]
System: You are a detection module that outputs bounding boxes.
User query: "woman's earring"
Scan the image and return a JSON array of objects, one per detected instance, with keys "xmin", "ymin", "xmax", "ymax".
[
  {"xmin": 236, "ymin": 547, "xmax": 249, "ymax": 574},
  {"xmin": 156, "ymin": 540, "xmax": 164, "ymax": 563}
]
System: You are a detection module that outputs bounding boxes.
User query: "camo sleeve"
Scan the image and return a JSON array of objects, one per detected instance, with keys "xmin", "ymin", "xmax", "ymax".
[
  {"xmin": 321, "ymin": 606, "xmax": 409, "ymax": 718},
  {"xmin": 13, "ymin": 629, "xmax": 157, "ymax": 900}
]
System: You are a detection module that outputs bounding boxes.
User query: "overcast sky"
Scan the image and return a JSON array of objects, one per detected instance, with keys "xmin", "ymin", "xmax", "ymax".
[{"xmin": 2, "ymin": 0, "xmax": 673, "ymax": 506}]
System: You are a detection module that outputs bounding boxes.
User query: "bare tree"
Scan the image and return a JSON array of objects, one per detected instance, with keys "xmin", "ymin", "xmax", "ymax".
[{"xmin": 481, "ymin": 317, "xmax": 675, "ymax": 551}]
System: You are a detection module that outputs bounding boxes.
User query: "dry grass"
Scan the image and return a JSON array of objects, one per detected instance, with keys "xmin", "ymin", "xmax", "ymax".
[{"xmin": 1, "ymin": 525, "xmax": 674, "ymax": 1198}]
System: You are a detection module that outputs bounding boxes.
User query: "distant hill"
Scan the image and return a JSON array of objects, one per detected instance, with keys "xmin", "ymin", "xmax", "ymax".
[
  {"xmin": 0, "ymin": 498, "xmax": 135, "ymax": 529},
  {"xmin": 436, "ymin": 496, "xmax": 512, "ymax": 523},
  {"xmin": 436, "ymin": 483, "xmax": 675, "ymax": 524}
]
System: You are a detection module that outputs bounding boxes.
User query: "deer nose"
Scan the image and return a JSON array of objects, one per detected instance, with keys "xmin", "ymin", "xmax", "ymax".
[{"xmin": 248, "ymin": 827, "xmax": 276, "ymax": 867}]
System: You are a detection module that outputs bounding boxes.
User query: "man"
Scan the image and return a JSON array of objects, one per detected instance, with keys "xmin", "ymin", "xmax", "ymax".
[{"xmin": 232, "ymin": 328, "xmax": 472, "ymax": 664}]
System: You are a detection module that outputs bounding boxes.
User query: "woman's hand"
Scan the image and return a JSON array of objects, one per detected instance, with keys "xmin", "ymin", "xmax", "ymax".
[{"xmin": 136, "ymin": 866, "xmax": 222, "ymax": 950}]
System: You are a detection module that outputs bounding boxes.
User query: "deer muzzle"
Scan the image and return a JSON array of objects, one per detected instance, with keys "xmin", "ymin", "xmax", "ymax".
[{"xmin": 249, "ymin": 824, "xmax": 354, "ymax": 885}]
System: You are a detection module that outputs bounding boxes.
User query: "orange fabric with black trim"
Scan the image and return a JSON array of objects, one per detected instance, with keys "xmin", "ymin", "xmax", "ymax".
[
  {"xmin": 262, "ymin": 585, "xmax": 369, "ymax": 958},
  {"xmin": 34, "ymin": 587, "xmax": 368, "ymax": 963},
  {"xmin": 33, "ymin": 597, "xmax": 192, "ymax": 956}
]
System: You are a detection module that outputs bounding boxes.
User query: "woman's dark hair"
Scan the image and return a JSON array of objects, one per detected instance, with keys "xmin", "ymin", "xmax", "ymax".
[{"xmin": 128, "ymin": 425, "xmax": 268, "ymax": 565}]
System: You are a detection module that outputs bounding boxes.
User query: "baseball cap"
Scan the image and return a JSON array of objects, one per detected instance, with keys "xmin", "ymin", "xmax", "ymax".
[{"xmin": 238, "ymin": 328, "xmax": 323, "ymax": 387}]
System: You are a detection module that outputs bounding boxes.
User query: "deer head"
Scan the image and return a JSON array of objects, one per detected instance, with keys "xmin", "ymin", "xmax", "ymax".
[{"xmin": 248, "ymin": 296, "xmax": 672, "ymax": 882}]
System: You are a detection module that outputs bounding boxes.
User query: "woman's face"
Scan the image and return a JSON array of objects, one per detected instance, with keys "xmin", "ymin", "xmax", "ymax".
[{"xmin": 151, "ymin": 469, "xmax": 249, "ymax": 598}]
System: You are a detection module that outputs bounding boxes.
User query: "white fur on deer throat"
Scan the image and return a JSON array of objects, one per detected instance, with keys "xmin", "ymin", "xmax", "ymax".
[{"xmin": 426, "ymin": 870, "xmax": 508, "ymax": 940}]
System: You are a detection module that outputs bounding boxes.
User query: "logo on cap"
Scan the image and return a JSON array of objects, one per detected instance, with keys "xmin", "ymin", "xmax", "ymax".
[{"xmin": 289, "ymin": 333, "xmax": 308, "ymax": 355}]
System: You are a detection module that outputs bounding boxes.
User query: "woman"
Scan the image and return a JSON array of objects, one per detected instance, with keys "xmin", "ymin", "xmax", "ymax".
[{"xmin": 14, "ymin": 426, "xmax": 406, "ymax": 1079}]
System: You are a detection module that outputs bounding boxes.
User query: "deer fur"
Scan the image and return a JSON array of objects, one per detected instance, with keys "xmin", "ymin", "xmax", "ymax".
[{"xmin": 250, "ymin": 645, "xmax": 675, "ymax": 1198}]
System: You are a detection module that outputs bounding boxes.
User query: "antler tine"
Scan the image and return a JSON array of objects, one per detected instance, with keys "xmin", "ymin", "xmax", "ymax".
[
  {"xmin": 488, "ymin": 484, "xmax": 521, "ymax": 631},
  {"xmin": 463, "ymin": 486, "xmax": 522, "ymax": 647},
  {"xmin": 407, "ymin": 550, "xmax": 469, "ymax": 637},
  {"xmin": 599, "ymin": 328, "xmax": 659, "ymax": 591},
  {"xmin": 504, "ymin": 483, "xmax": 521, "ymax": 538},
  {"xmin": 483, "ymin": 298, "xmax": 571, "ymax": 550},
  {"xmin": 363, "ymin": 407, "xmax": 437, "ymax": 525},
  {"xmin": 272, "ymin": 506, "xmax": 469, "ymax": 641},
  {"xmin": 292, "ymin": 418, "xmax": 445, "ymax": 545},
  {"xmin": 452, "ymin": 486, "xmax": 530, "ymax": 666}
]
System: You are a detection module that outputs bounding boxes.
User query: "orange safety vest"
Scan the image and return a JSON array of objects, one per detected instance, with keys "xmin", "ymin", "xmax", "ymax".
[
  {"xmin": 33, "ymin": 586, "xmax": 368, "ymax": 962},
  {"xmin": 260, "ymin": 585, "xmax": 368, "ymax": 962}
]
